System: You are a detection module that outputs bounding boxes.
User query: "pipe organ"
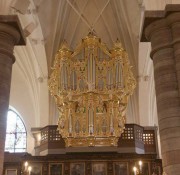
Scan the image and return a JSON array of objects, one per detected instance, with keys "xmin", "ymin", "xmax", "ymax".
[{"xmin": 49, "ymin": 32, "xmax": 136, "ymax": 147}]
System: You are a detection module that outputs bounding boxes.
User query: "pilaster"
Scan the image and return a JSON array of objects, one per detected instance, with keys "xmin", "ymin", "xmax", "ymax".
[
  {"xmin": 0, "ymin": 15, "xmax": 25, "ymax": 174},
  {"xmin": 141, "ymin": 5, "xmax": 180, "ymax": 175}
]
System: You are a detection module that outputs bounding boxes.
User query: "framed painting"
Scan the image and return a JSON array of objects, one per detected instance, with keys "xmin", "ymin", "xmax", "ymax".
[
  {"xmin": 70, "ymin": 163, "xmax": 85, "ymax": 175},
  {"xmin": 92, "ymin": 162, "xmax": 107, "ymax": 175},
  {"xmin": 141, "ymin": 162, "xmax": 150, "ymax": 175},
  {"xmin": 49, "ymin": 163, "xmax": 63, "ymax": 175},
  {"xmin": 152, "ymin": 163, "xmax": 162, "ymax": 175},
  {"xmin": 114, "ymin": 162, "xmax": 128, "ymax": 175},
  {"xmin": 30, "ymin": 163, "xmax": 42, "ymax": 175},
  {"xmin": 6, "ymin": 169, "xmax": 17, "ymax": 175}
]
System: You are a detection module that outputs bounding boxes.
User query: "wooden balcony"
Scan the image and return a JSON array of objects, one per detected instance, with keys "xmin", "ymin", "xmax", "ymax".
[{"xmin": 32, "ymin": 124, "xmax": 158, "ymax": 156}]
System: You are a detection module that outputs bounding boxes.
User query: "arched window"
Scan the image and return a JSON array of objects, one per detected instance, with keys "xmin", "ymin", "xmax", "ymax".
[{"xmin": 5, "ymin": 108, "xmax": 27, "ymax": 152}]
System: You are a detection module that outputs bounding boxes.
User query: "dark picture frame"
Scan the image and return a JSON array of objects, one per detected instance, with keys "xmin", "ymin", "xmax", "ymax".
[
  {"xmin": 30, "ymin": 163, "xmax": 42, "ymax": 175},
  {"xmin": 92, "ymin": 162, "xmax": 107, "ymax": 175},
  {"xmin": 70, "ymin": 163, "xmax": 85, "ymax": 175},
  {"xmin": 49, "ymin": 163, "xmax": 63, "ymax": 175},
  {"xmin": 114, "ymin": 162, "xmax": 128, "ymax": 175},
  {"xmin": 6, "ymin": 169, "xmax": 17, "ymax": 175},
  {"xmin": 141, "ymin": 162, "xmax": 150, "ymax": 175}
]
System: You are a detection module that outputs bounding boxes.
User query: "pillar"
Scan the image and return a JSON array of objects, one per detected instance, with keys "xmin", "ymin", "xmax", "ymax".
[
  {"xmin": 0, "ymin": 16, "xmax": 25, "ymax": 174},
  {"xmin": 141, "ymin": 5, "xmax": 180, "ymax": 175}
]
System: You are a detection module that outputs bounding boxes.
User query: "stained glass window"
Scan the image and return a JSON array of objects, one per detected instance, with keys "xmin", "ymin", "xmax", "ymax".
[{"xmin": 5, "ymin": 109, "xmax": 27, "ymax": 152}]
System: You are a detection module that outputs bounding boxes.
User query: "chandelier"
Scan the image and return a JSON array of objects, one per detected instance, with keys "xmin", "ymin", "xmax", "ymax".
[{"xmin": 49, "ymin": 32, "xmax": 136, "ymax": 147}]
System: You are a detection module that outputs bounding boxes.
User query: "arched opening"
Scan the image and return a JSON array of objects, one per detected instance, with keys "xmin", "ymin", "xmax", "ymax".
[{"xmin": 5, "ymin": 108, "xmax": 27, "ymax": 152}]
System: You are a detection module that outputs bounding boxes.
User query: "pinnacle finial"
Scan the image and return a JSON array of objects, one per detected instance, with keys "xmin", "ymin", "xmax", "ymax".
[
  {"xmin": 113, "ymin": 38, "xmax": 123, "ymax": 50},
  {"xmin": 60, "ymin": 40, "xmax": 69, "ymax": 50}
]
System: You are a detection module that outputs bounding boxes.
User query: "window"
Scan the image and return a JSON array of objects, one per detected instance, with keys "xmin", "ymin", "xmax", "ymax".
[{"xmin": 5, "ymin": 109, "xmax": 27, "ymax": 152}]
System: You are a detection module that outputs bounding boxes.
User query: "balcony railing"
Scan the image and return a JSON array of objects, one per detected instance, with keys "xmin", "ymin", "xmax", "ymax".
[{"xmin": 33, "ymin": 124, "xmax": 158, "ymax": 155}]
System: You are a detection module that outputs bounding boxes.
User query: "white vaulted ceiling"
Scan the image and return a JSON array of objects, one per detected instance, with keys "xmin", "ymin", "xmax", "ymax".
[
  {"xmin": 36, "ymin": 0, "xmax": 140, "ymax": 74},
  {"xmin": 0, "ymin": 0, "xmax": 179, "ymax": 153}
]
